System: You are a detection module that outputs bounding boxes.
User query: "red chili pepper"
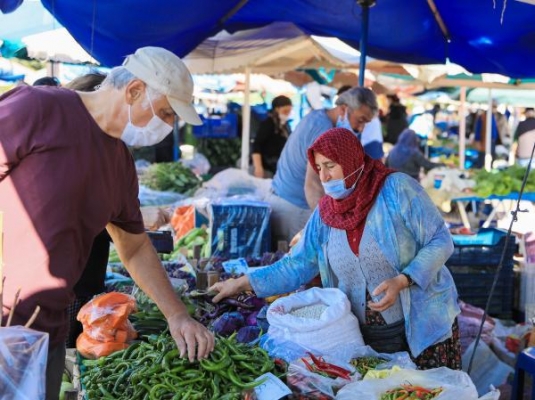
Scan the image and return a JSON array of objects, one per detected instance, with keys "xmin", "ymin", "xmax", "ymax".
[
  {"xmin": 301, "ymin": 357, "xmax": 315, "ymax": 372},
  {"xmin": 305, "ymin": 352, "xmax": 351, "ymax": 380}
]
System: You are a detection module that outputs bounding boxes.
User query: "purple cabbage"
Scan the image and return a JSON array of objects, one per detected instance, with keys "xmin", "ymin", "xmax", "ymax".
[
  {"xmin": 256, "ymin": 305, "xmax": 270, "ymax": 332},
  {"xmin": 211, "ymin": 311, "xmax": 245, "ymax": 336},
  {"xmin": 236, "ymin": 326, "xmax": 261, "ymax": 343},
  {"xmin": 245, "ymin": 311, "xmax": 259, "ymax": 326}
]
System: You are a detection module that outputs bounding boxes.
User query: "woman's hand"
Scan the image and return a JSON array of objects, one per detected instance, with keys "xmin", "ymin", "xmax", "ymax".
[
  {"xmin": 367, "ymin": 275, "xmax": 409, "ymax": 312},
  {"xmin": 209, "ymin": 276, "xmax": 252, "ymax": 303}
]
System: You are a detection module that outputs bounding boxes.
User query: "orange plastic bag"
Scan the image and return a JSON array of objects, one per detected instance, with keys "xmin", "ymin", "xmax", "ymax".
[
  {"xmin": 76, "ymin": 333, "xmax": 130, "ymax": 359},
  {"xmin": 171, "ymin": 205, "xmax": 195, "ymax": 241},
  {"xmin": 76, "ymin": 292, "xmax": 138, "ymax": 359}
]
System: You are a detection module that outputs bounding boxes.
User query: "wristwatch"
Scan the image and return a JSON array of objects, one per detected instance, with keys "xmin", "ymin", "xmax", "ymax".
[{"xmin": 401, "ymin": 272, "xmax": 415, "ymax": 287}]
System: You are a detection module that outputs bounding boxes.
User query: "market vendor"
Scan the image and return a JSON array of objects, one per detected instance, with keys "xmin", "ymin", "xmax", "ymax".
[
  {"xmin": 211, "ymin": 127, "xmax": 462, "ymax": 370},
  {"xmin": 0, "ymin": 47, "xmax": 214, "ymax": 400}
]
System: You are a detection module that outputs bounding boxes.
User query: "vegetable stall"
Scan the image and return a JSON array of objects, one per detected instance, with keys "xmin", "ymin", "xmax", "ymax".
[{"xmin": 56, "ymin": 158, "xmax": 512, "ymax": 400}]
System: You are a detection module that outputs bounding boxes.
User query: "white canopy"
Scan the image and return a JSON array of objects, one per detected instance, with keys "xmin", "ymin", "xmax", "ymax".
[
  {"xmin": 21, "ymin": 28, "xmax": 97, "ymax": 65},
  {"xmin": 184, "ymin": 22, "xmax": 394, "ymax": 170},
  {"xmin": 183, "ymin": 22, "xmax": 369, "ymax": 75}
]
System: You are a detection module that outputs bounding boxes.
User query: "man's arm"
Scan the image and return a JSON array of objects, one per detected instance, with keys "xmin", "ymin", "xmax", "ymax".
[
  {"xmin": 304, "ymin": 163, "xmax": 324, "ymax": 209},
  {"xmin": 106, "ymin": 223, "xmax": 214, "ymax": 361}
]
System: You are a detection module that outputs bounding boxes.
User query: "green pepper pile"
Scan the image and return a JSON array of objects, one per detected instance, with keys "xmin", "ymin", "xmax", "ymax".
[
  {"xmin": 349, "ymin": 356, "xmax": 388, "ymax": 376},
  {"xmin": 379, "ymin": 384, "xmax": 443, "ymax": 400},
  {"xmin": 80, "ymin": 332, "xmax": 278, "ymax": 400}
]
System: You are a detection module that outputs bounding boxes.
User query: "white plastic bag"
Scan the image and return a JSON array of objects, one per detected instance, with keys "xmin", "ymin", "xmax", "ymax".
[
  {"xmin": 335, "ymin": 367, "xmax": 479, "ymax": 400},
  {"xmin": 287, "ymin": 354, "xmax": 358, "ymax": 399},
  {"xmin": 267, "ymin": 288, "xmax": 364, "ymax": 355},
  {"xmin": 0, "ymin": 326, "xmax": 49, "ymax": 400}
]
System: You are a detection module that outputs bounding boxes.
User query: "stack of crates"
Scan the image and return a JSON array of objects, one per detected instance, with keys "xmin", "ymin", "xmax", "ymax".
[{"xmin": 446, "ymin": 228, "xmax": 517, "ymax": 319}]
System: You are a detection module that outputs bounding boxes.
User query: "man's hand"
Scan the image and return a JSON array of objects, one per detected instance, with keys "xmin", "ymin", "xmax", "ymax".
[
  {"xmin": 367, "ymin": 275, "xmax": 408, "ymax": 312},
  {"xmin": 168, "ymin": 312, "xmax": 215, "ymax": 362}
]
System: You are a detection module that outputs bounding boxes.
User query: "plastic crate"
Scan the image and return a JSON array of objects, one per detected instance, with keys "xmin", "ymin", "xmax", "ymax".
[
  {"xmin": 448, "ymin": 263, "xmax": 513, "ymax": 319},
  {"xmin": 146, "ymin": 230, "xmax": 174, "ymax": 254},
  {"xmin": 192, "ymin": 114, "xmax": 238, "ymax": 138},
  {"xmin": 447, "ymin": 228, "xmax": 517, "ymax": 267}
]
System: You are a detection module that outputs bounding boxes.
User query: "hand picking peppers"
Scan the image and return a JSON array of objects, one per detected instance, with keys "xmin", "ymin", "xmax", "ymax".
[
  {"xmin": 301, "ymin": 352, "xmax": 352, "ymax": 380},
  {"xmin": 379, "ymin": 384, "xmax": 444, "ymax": 400}
]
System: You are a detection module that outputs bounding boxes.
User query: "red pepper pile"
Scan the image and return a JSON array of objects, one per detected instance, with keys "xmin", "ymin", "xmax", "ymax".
[{"xmin": 301, "ymin": 352, "xmax": 352, "ymax": 380}]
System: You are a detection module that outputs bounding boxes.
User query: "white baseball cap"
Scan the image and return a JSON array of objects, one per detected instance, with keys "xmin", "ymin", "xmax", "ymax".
[{"xmin": 123, "ymin": 47, "xmax": 202, "ymax": 125}]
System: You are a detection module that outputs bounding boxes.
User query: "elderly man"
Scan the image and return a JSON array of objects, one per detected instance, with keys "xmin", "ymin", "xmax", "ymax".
[
  {"xmin": 0, "ymin": 47, "xmax": 214, "ymax": 400},
  {"xmin": 266, "ymin": 86, "xmax": 378, "ymax": 245}
]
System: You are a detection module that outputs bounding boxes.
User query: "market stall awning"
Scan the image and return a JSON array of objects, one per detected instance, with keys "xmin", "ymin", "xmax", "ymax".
[
  {"xmin": 183, "ymin": 22, "xmax": 365, "ymax": 75},
  {"xmin": 30, "ymin": 0, "xmax": 535, "ymax": 78},
  {"xmin": 21, "ymin": 28, "xmax": 97, "ymax": 64}
]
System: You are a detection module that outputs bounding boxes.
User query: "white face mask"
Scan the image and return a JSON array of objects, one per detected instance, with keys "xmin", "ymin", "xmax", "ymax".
[
  {"xmin": 278, "ymin": 113, "xmax": 290, "ymax": 124},
  {"xmin": 121, "ymin": 91, "xmax": 173, "ymax": 147}
]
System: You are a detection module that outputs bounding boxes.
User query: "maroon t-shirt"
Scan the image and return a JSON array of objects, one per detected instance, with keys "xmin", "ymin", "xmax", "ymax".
[{"xmin": 0, "ymin": 86, "xmax": 144, "ymax": 345}]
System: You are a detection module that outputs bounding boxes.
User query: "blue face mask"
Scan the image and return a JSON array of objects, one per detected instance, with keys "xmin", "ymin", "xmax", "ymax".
[
  {"xmin": 322, "ymin": 165, "xmax": 365, "ymax": 200},
  {"xmin": 336, "ymin": 109, "xmax": 361, "ymax": 139}
]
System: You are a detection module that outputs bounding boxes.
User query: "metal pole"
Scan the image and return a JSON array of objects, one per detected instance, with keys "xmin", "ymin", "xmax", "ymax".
[
  {"xmin": 240, "ymin": 66, "xmax": 251, "ymax": 171},
  {"xmin": 357, "ymin": 0, "xmax": 376, "ymax": 87},
  {"xmin": 485, "ymin": 89, "xmax": 493, "ymax": 171},
  {"xmin": 459, "ymin": 86, "xmax": 466, "ymax": 170}
]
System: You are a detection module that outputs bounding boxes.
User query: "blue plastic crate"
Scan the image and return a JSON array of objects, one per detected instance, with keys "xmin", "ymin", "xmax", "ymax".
[
  {"xmin": 192, "ymin": 114, "xmax": 238, "ymax": 138},
  {"xmin": 447, "ymin": 228, "xmax": 517, "ymax": 267},
  {"xmin": 447, "ymin": 264, "xmax": 513, "ymax": 318}
]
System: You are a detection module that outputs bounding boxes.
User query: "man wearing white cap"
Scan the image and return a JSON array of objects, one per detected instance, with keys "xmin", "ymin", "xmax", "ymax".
[{"xmin": 0, "ymin": 47, "xmax": 212, "ymax": 400}]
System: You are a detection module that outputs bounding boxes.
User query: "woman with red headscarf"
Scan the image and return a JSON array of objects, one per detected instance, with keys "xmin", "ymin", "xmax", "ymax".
[{"xmin": 211, "ymin": 127, "xmax": 461, "ymax": 369}]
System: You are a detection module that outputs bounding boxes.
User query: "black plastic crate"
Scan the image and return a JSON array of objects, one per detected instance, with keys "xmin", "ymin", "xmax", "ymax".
[
  {"xmin": 448, "ymin": 264, "xmax": 513, "ymax": 319},
  {"xmin": 447, "ymin": 229, "xmax": 517, "ymax": 267}
]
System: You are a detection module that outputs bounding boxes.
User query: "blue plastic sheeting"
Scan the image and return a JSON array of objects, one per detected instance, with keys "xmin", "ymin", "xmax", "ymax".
[{"xmin": 34, "ymin": 0, "xmax": 535, "ymax": 78}]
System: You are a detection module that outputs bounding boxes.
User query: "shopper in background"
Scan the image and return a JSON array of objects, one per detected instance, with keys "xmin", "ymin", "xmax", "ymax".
[
  {"xmin": 0, "ymin": 47, "xmax": 214, "ymax": 400},
  {"xmin": 386, "ymin": 129, "xmax": 445, "ymax": 181},
  {"xmin": 33, "ymin": 76, "xmax": 61, "ymax": 87},
  {"xmin": 473, "ymin": 99, "xmax": 510, "ymax": 168},
  {"xmin": 337, "ymin": 85, "xmax": 384, "ymax": 160},
  {"xmin": 266, "ymin": 87, "xmax": 377, "ymax": 245},
  {"xmin": 252, "ymin": 95, "xmax": 293, "ymax": 178},
  {"xmin": 384, "ymin": 94, "xmax": 408, "ymax": 145},
  {"xmin": 511, "ymin": 107, "xmax": 535, "ymax": 167},
  {"xmin": 212, "ymin": 127, "xmax": 461, "ymax": 370}
]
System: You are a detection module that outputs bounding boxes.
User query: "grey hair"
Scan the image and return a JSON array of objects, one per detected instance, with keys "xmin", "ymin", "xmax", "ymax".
[
  {"xmin": 335, "ymin": 87, "xmax": 378, "ymax": 115},
  {"xmin": 100, "ymin": 66, "xmax": 164, "ymax": 110}
]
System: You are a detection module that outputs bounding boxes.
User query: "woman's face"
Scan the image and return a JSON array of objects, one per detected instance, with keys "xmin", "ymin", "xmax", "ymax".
[
  {"xmin": 276, "ymin": 105, "xmax": 292, "ymax": 118},
  {"xmin": 314, "ymin": 152, "xmax": 344, "ymax": 182}
]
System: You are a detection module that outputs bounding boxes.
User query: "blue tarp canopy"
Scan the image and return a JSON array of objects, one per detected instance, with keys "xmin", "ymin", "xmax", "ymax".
[{"xmin": 3, "ymin": 0, "xmax": 535, "ymax": 78}]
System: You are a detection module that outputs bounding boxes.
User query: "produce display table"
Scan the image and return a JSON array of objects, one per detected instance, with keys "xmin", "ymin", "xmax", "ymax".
[{"xmin": 452, "ymin": 192, "xmax": 535, "ymax": 229}]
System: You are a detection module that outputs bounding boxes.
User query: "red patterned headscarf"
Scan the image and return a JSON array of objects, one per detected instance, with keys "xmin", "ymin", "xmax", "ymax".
[{"xmin": 307, "ymin": 127, "xmax": 395, "ymax": 254}]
